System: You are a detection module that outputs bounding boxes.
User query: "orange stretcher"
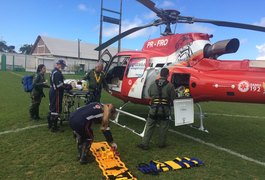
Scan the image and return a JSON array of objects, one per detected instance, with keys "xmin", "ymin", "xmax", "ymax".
[{"xmin": 90, "ymin": 141, "xmax": 137, "ymax": 180}]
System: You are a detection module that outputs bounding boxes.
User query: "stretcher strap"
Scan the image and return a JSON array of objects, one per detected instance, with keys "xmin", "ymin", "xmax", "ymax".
[
  {"xmin": 137, "ymin": 156, "xmax": 203, "ymax": 175},
  {"xmin": 90, "ymin": 141, "xmax": 137, "ymax": 180}
]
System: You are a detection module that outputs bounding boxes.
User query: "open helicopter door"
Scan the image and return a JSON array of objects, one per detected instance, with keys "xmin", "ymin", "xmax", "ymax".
[
  {"xmin": 104, "ymin": 55, "xmax": 130, "ymax": 93},
  {"xmin": 99, "ymin": 49, "xmax": 113, "ymax": 72}
]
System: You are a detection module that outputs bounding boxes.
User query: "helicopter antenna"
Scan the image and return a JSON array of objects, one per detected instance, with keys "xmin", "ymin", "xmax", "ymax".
[
  {"xmin": 173, "ymin": 24, "xmax": 177, "ymax": 34},
  {"xmin": 147, "ymin": 33, "xmax": 151, "ymax": 40}
]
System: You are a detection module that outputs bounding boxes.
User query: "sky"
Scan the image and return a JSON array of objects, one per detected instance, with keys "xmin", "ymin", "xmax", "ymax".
[{"xmin": 2, "ymin": 0, "xmax": 265, "ymax": 60}]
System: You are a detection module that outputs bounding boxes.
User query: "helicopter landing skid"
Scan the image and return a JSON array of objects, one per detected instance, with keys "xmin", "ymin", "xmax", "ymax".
[
  {"xmin": 111, "ymin": 102, "xmax": 209, "ymax": 138},
  {"xmin": 189, "ymin": 103, "xmax": 209, "ymax": 133},
  {"xmin": 111, "ymin": 102, "xmax": 147, "ymax": 137}
]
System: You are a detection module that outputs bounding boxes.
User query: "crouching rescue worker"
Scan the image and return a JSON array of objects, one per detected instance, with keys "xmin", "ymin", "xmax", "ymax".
[
  {"xmin": 69, "ymin": 102, "xmax": 117, "ymax": 164},
  {"xmin": 138, "ymin": 67, "xmax": 176, "ymax": 150}
]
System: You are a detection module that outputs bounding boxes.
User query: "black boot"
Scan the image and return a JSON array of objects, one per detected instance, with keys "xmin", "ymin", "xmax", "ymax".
[
  {"xmin": 35, "ymin": 105, "xmax": 40, "ymax": 120},
  {"xmin": 51, "ymin": 115, "xmax": 64, "ymax": 133},
  {"xmin": 74, "ymin": 132, "xmax": 82, "ymax": 160},
  {"xmin": 80, "ymin": 140, "xmax": 92, "ymax": 164},
  {"xmin": 77, "ymin": 144, "xmax": 82, "ymax": 161},
  {"xmin": 29, "ymin": 107, "xmax": 35, "ymax": 120},
  {"xmin": 47, "ymin": 113, "xmax": 52, "ymax": 129}
]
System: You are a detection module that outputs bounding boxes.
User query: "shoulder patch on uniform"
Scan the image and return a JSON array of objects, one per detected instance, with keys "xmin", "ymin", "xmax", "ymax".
[{"xmin": 94, "ymin": 104, "xmax": 101, "ymax": 109}]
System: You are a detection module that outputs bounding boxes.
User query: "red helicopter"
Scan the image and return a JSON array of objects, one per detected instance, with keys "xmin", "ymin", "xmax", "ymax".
[{"xmin": 94, "ymin": 0, "xmax": 265, "ymax": 133}]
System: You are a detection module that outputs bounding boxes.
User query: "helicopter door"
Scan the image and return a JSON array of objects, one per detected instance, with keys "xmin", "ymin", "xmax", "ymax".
[
  {"xmin": 121, "ymin": 57, "xmax": 149, "ymax": 99},
  {"xmin": 105, "ymin": 56, "xmax": 130, "ymax": 93},
  {"xmin": 172, "ymin": 73, "xmax": 191, "ymax": 98}
]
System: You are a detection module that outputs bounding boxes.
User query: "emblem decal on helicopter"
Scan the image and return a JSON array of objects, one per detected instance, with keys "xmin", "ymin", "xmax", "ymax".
[
  {"xmin": 238, "ymin": 81, "xmax": 249, "ymax": 92},
  {"xmin": 128, "ymin": 79, "xmax": 132, "ymax": 85}
]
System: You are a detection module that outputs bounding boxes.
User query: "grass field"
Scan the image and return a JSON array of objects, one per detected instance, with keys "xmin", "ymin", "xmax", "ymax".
[{"xmin": 0, "ymin": 71, "xmax": 265, "ymax": 180}]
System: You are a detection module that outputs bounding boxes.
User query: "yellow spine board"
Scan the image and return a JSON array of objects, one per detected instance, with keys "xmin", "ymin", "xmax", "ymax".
[{"xmin": 90, "ymin": 141, "xmax": 137, "ymax": 180}]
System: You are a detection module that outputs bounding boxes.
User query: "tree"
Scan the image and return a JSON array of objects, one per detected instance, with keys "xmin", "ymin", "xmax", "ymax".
[
  {"xmin": 19, "ymin": 44, "xmax": 33, "ymax": 54},
  {"xmin": 7, "ymin": 45, "xmax": 16, "ymax": 53},
  {"xmin": 0, "ymin": 41, "xmax": 8, "ymax": 52},
  {"xmin": 0, "ymin": 40, "xmax": 16, "ymax": 53}
]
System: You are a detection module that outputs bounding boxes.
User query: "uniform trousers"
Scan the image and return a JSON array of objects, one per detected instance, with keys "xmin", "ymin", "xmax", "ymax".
[{"xmin": 142, "ymin": 115, "xmax": 170, "ymax": 147}]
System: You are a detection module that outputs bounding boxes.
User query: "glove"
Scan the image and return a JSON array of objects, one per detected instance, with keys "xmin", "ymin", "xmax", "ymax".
[
  {"xmin": 110, "ymin": 142, "xmax": 117, "ymax": 149},
  {"xmin": 110, "ymin": 142, "xmax": 120, "ymax": 156}
]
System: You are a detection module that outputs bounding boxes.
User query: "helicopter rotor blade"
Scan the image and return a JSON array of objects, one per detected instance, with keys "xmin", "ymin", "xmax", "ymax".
[
  {"xmin": 177, "ymin": 16, "xmax": 265, "ymax": 33},
  {"xmin": 136, "ymin": 0, "xmax": 162, "ymax": 17},
  {"xmin": 193, "ymin": 18, "xmax": 265, "ymax": 32},
  {"xmin": 136, "ymin": 0, "xmax": 180, "ymax": 22},
  {"xmin": 95, "ymin": 20, "xmax": 163, "ymax": 51}
]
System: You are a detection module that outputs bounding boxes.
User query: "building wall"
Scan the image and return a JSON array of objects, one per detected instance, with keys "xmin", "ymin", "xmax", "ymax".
[
  {"xmin": 0, "ymin": 52, "xmax": 100, "ymax": 72},
  {"xmin": 32, "ymin": 38, "xmax": 50, "ymax": 55}
]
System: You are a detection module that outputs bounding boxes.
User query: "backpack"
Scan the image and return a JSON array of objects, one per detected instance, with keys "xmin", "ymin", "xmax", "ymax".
[{"xmin": 22, "ymin": 75, "xmax": 34, "ymax": 92}]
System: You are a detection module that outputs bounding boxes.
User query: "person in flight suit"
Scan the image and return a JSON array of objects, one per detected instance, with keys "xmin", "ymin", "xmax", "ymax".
[
  {"xmin": 69, "ymin": 102, "xmax": 117, "ymax": 164},
  {"xmin": 138, "ymin": 67, "xmax": 176, "ymax": 150},
  {"xmin": 48, "ymin": 59, "xmax": 67, "ymax": 132},
  {"xmin": 29, "ymin": 64, "xmax": 50, "ymax": 120},
  {"xmin": 83, "ymin": 62, "xmax": 109, "ymax": 103}
]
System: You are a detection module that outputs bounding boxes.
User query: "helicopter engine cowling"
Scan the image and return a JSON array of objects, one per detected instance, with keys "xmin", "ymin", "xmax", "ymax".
[{"xmin": 203, "ymin": 38, "xmax": 240, "ymax": 59}]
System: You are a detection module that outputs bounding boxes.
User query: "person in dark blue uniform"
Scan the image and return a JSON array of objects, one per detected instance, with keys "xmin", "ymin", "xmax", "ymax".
[
  {"xmin": 69, "ymin": 102, "xmax": 117, "ymax": 164},
  {"xmin": 48, "ymin": 59, "xmax": 67, "ymax": 132}
]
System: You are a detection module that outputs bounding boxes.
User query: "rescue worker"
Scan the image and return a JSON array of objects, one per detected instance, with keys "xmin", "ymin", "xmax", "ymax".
[
  {"xmin": 137, "ymin": 67, "xmax": 176, "ymax": 150},
  {"xmin": 83, "ymin": 62, "xmax": 109, "ymax": 103},
  {"xmin": 29, "ymin": 64, "xmax": 50, "ymax": 120},
  {"xmin": 48, "ymin": 59, "xmax": 67, "ymax": 132},
  {"xmin": 69, "ymin": 102, "xmax": 117, "ymax": 164}
]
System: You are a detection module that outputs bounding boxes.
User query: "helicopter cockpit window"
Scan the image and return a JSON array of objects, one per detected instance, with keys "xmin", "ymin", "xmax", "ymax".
[
  {"xmin": 127, "ymin": 58, "xmax": 146, "ymax": 78},
  {"xmin": 111, "ymin": 56, "xmax": 130, "ymax": 66}
]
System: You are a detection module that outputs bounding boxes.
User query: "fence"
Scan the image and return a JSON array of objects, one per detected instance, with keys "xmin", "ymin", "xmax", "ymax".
[{"xmin": 0, "ymin": 52, "xmax": 98, "ymax": 73}]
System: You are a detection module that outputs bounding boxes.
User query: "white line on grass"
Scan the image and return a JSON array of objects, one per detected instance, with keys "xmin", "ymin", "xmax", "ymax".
[
  {"xmin": 206, "ymin": 112, "xmax": 265, "ymax": 119},
  {"xmin": 168, "ymin": 128, "xmax": 265, "ymax": 167},
  {"xmin": 0, "ymin": 124, "xmax": 47, "ymax": 136},
  {"xmin": 9, "ymin": 71, "xmax": 23, "ymax": 77}
]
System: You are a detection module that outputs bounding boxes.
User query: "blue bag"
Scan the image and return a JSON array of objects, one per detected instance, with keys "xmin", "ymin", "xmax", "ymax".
[{"xmin": 22, "ymin": 75, "xmax": 34, "ymax": 92}]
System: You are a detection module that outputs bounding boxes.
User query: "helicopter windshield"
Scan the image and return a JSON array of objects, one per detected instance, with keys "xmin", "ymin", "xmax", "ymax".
[
  {"xmin": 105, "ymin": 55, "xmax": 130, "ymax": 73},
  {"xmin": 113, "ymin": 56, "xmax": 130, "ymax": 66}
]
